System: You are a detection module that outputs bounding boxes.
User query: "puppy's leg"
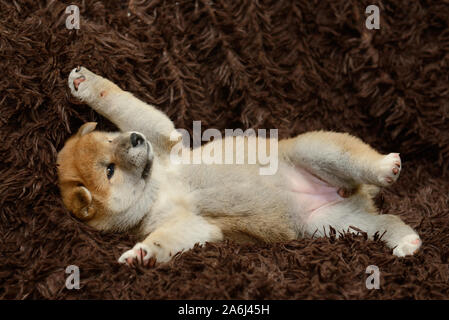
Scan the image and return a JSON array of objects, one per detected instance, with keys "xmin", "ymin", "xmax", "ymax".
[
  {"xmin": 68, "ymin": 67, "xmax": 179, "ymax": 154},
  {"xmin": 118, "ymin": 210, "xmax": 223, "ymax": 265},
  {"xmin": 280, "ymin": 131, "xmax": 401, "ymax": 190},
  {"xmin": 305, "ymin": 198, "xmax": 421, "ymax": 257}
]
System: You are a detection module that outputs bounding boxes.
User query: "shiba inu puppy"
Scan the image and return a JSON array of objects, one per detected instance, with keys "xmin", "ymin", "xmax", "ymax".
[{"xmin": 57, "ymin": 66, "xmax": 422, "ymax": 266}]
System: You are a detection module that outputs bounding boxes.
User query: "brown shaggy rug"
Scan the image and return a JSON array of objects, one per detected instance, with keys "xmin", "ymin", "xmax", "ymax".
[{"xmin": 1, "ymin": 0, "xmax": 448, "ymax": 299}]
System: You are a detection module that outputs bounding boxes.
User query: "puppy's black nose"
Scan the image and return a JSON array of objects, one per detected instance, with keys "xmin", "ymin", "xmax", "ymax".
[{"xmin": 130, "ymin": 133, "xmax": 144, "ymax": 147}]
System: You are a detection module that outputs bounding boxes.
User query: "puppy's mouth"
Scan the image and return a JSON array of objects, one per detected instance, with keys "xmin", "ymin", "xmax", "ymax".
[
  {"xmin": 141, "ymin": 159, "xmax": 151, "ymax": 180},
  {"xmin": 141, "ymin": 141, "xmax": 153, "ymax": 180}
]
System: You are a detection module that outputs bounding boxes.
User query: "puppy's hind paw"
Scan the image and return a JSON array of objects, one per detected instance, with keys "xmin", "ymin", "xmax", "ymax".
[
  {"xmin": 376, "ymin": 153, "xmax": 401, "ymax": 187},
  {"xmin": 392, "ymin": 234, "xmax": 422, "ymax": 257}
]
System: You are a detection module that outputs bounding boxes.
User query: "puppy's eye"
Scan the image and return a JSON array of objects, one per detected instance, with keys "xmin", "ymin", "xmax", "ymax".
[{"xmin": 106, "ymin": 163, "xmax": 115, "ymax": 179}]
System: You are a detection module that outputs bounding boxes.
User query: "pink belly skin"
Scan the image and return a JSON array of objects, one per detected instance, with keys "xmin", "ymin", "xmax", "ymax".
[{"xmin": 285, "ymin": 166, "xmax": 343, "ymax": 220}]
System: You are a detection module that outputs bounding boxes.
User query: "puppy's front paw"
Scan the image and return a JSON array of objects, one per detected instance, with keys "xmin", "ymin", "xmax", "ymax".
[
  {"xmin": 118, "ymin": 242, "xmax": 156, "ymax": 267},
  {"xmin": 68, "ymin": 66, "xmax": 104, "ymax": 102},
  {"xmin": 392, "ymin": 234, "xmax": 422, "ymax": 257},
  {"xmin": 376, "ymin": 153, "xmax": 401, "ymax": 186}
]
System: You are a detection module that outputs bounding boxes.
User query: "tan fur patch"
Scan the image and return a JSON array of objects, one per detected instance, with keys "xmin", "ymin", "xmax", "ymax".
[
  {"xmin": 204, "ymin": 213, "xmax": 296, "ymax": 244},
  {"xmin": 57, "ymin": 132, "xmax": 113, "ymax": 223}
]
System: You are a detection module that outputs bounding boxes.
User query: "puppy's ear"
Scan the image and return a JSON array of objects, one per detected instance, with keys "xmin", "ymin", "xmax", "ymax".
[
  {"xmin": 68, "ymin": 186, "xmax": 96, "ymax": 220},
  {"xmin": 77, "ymin": 122, "xmax": 97, "ymax": 137}
]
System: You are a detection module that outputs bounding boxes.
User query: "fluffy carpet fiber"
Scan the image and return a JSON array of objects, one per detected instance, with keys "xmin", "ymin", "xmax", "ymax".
[{"xmin": 1, "ymin": 0, "xmax": 448, "ymax": 299}]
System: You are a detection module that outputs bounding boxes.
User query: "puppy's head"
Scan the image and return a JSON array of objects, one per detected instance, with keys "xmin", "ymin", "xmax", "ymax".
[{"xmin": 57, "ymin": 122, "xmax": 154, "ymax": 231}]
